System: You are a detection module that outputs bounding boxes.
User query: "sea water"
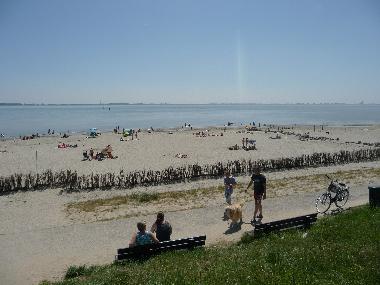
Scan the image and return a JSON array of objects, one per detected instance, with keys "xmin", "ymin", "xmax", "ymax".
[{"xmin": 0, "ymin": 104, "xmax": 379, "ymax": 137}]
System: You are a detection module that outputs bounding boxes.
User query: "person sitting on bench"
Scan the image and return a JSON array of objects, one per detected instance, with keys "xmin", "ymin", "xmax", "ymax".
[
  {"xmin": 150, "ymin": 212, "xmax": 172, "ymax": 242},
  {"xmin": 129, "ymin": 221, "xmax": 159, "ymax": 247}
]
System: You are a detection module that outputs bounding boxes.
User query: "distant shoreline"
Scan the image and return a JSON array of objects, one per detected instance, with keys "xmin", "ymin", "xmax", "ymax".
[
  {"xmin": 1, "ymin": 123, "xmax": 379, "ymax": 140},
  {"xmin": 1, "ymin": 102, "xmax": 379, "ymax": 106},
  {"xmin": 1, "ymin": 104, "xmax": 379, "ymax": 138}
]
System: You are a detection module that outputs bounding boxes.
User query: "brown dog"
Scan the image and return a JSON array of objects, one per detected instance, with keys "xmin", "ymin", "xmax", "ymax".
[{"xmin": 223, "ymin": 203, "xmax": 243, "ymax": 227}]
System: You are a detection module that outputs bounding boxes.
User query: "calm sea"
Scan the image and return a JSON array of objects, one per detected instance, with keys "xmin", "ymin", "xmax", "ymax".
[{"xmin": 0, "ymin": 104, "xmax": 379, "ymax": 137}]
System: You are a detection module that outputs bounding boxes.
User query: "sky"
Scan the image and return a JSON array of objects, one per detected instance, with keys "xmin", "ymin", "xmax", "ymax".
[{"xmin": 0, "ymin": 0, "xmax": 379, "ymax": 104}]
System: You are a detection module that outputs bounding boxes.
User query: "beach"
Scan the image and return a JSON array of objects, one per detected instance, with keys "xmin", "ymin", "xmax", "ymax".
[
  {"xmin": 0, "ymin": 124, "xmax": 379, "ymax": 284},
  {"xmin": 1, "ymin": 124, "xmax": 379, "ymax": 176}
]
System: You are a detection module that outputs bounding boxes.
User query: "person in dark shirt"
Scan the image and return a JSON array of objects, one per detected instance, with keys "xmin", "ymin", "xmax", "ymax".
[
  {"xmin": 224, "ymin": 170, "xmax": 237, "ymax": 205},
  {"xmin": 150, "ymin": 212, "xmax": 172, "ymax": 242},
  {"xmin": 246, "ymin": 167, "xmax": 267, "ymax": 223}
]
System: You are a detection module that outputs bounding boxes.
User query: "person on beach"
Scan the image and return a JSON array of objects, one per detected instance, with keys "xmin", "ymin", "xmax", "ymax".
[
  {"xmin": 246, "ymin": 167, "xmax": 266, "ymax": 224},
  {"xmin": 129, "ymin": 221, "xmax": 159, "ymax": 247},
  {"xmin": 89, "ymin": 148, "xmax": 94, "ymax": 159},
  {"xmin": 102, "ymin": 144, "xmax": 115, "ymax": 159},
  {"xmin": 224, "ymin": 170, "xmax": 236, "ymax": 205},
  {"xmin": 150, "ymin": 212, "xmax": 172, "ymax": 242}
]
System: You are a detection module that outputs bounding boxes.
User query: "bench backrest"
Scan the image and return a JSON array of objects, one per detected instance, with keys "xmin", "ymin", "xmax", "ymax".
[
  {"xmin": 254, "ymin": 213, "xmax": 317, "ymax": 237},
  {"xmin": 116, "ymin": 235, "xmax": 206, "ymax": 261}
]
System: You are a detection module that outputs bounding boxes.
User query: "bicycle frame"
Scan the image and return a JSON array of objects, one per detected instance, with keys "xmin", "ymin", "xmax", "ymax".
[{"xmin": 316, "ymin": 175, "xmax": 350, "ymax": 214}]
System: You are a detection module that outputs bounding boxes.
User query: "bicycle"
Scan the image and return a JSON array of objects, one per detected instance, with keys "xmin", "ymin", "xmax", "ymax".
[{"xmin": 316, "ymin": 175, "xmax": 350, "ymax": 214}]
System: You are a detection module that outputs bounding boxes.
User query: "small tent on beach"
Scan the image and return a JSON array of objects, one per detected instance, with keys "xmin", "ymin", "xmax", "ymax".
[{"xmin": 89, "ymin": 128, "xmax": 98, "ymax": 137}]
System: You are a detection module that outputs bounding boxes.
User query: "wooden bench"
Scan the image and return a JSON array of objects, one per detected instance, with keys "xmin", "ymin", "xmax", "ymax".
[
  {"xmin": 254, "ymin": 213, "xmax": 318, "ymax": 238},
  {"xmin": 116, "ymin": 235, "xmax": 206, "ymax": 261}
]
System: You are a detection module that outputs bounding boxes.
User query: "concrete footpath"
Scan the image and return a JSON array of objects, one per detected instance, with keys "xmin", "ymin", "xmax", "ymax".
[{"xmin": 0, "ymin": 185, "xmax": 371, "ymax": 285}]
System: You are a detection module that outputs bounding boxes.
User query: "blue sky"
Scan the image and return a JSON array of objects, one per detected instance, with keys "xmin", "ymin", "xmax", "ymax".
[{"xmin": 0, "ymin": 0, "xmax": 379, "ymax": 104}]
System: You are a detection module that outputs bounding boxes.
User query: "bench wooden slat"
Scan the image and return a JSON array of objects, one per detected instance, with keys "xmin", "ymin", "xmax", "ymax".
[
  {"xmin": 117, "ymin": 240, "xmax": 206, "ymax": 261},
  {"xmin": 256, "ymin": 219, "xmax": 312, "ymax": 232},
  {"xmin": 116, "ymin": 235, "xmax": 206, "ymax": 261},
  {"xmin": 255, "ymin": 214, "xmax": 317, "ymax": 227},
  {"xmin": 117, "ymin": 235, "xmax": 206, "ymax": 255},
  {"xmin": 255, "ymin": 214, "xmax": 317, "ymax": 230},
  {"xmin": 138, "ymin": 239, "xmax": 204, "ymax": 253},
  {"xmin": 116, "ymin": 241, "xmax": 205, "ymax": 260},
  {"xmin": 254, "ymin": 213, "xmax": 317, "ymax": 237}
]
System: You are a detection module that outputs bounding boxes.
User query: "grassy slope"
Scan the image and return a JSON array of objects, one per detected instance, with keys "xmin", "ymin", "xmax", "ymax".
[{"xmin": 43, "ymin": 206, "xmax": 380, "ymax": 285}]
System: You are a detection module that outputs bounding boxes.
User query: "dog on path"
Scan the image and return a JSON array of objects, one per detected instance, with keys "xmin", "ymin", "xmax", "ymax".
[{"xmin": 223, "ymin": 202, "xmax": 243, "ymax": 228}]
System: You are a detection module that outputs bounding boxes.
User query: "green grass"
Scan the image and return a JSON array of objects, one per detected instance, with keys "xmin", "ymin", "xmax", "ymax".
[
  {"xmin": 129, "ymin": 192, "xmax": 159, "ymax": 203},
  {"xmin": 42, "ymin": 206, "xmax": 380, "ymax": 285},
  {"xmin": 65, "ymin": 186, "xmax": 225, "ymax": 214}
]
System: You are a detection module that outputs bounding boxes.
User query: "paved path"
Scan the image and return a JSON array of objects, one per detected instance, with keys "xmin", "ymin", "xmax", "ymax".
[{"xmin": 0, "ymin": 185, "xmax": 371, "ymax": 285}]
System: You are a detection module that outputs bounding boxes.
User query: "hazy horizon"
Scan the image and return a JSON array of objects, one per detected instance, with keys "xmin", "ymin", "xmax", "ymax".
[
  {"xmin": 1, "ymin": 101, "xmax": 378, "ymax": 106},
  {"xmin": 1, "ymin": 0, "xmax": 379, "ymax": 104}
]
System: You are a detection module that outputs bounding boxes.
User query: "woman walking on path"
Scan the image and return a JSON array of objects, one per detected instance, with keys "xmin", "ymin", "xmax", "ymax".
[{"xmin": 246, "ymin": 167, "xmax": 267, "ymax": 224}]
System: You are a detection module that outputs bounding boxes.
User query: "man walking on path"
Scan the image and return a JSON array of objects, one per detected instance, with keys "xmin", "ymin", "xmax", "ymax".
[
  {"xmin": 246, "ymin": 167, "xmax": 266, "ymax": 223},
  {"xmin": 224, "ymin": 170, "xmax": 236, "ymax": 205}
]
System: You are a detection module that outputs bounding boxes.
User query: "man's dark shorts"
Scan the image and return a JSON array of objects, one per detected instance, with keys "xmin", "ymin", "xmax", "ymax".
[{"xmin": 254, "ymin": 191, "xmax": 263, "ymax": 201}]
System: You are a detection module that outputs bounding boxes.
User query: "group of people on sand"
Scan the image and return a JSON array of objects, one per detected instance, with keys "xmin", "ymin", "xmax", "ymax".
[
  {"xmin": 224, "ymin": 167, "xmax": 266, "ymax": 224},
  {"xmin": 119, "ymin": 128, "xmax": 141, "ymax": 141},
  {"xmin": 58, "ymin": 142, "xmax": 78, "ymax": 149},
  {"xmin": 20, "ymin": 130, "xmax": 70, "ymax": 141},
  {"xmin": 47, "ymin": 129, "xmax": 55, "ymax": 135},
  {"xmin": 193, "ymin": 130, "xmax": 224, "ymax": 137},
  {"xmin": 241, "ymin": 137, "xmax": 257, "ymax": 150},
  {"xmin": 229, "ymin": 138, "xmax": 257, "ymax": 151},
  {"xmin": 175, "ymin": 153, "xmax": 188, "ymax": 158},
  {"xmin": 20, "ymin": 133, "xmax": 40, "ymax": 140},
  {"xmin": 129, "ymin": 212, "xmax": 172, "ymax": 247},
  {"xmin": 82, "ymin": 145, "xmax": 117, "ymax": 161}
]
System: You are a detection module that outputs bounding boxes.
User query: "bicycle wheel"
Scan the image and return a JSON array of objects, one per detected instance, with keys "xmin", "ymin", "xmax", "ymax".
[
  {"xmin": 316, "ymin": 192, "xmax": 331, "ymax": 213},
  {"xmin": 335, "ymin": 189, "xmax": 349, "ymax": 208}
]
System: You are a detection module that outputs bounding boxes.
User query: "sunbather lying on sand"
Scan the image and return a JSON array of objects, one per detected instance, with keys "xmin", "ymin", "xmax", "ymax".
[
  {"xmin": 58, "ymin": 143, "xmax": 77, "ymax": 149},
  {"xmin": 228, "ymin": 144, "xmax": 240, "ymax": 150},
  {"xmin": 175, "ymin": 153, "xmax": 188, "ymax": 158}
]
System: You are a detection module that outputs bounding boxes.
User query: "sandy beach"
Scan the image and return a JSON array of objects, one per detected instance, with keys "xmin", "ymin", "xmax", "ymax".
[
  {"xmin": 0, "ymin": 124, "xmax": 379, "ymax": 284},
  {"xmin": 0, "ymin": 124, "xmax": 379, "ymax": 176}
]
